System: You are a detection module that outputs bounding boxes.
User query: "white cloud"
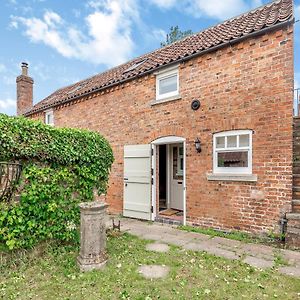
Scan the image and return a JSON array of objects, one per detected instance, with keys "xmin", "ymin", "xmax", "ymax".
[
  {"xmin": 151, "ymin": 29, "xmax": 167, "ymax": 41},
  {"xmin": 150, "ymin": 0, "xmax": 177, "ymax": 9},
  {"xmin": 150, "ymin": 0, "xmax": 263, "ymax": 20},
  {"xmin": 187, "ymin": 0, "xmax": 262, "ymax": 20},
  {"xmin": 11, "ymin": 1, "xmax": 138, "ymax": 66},
  {"xmin": 0, "ymin": 98, "xmax": 16, "ymax": 111}
]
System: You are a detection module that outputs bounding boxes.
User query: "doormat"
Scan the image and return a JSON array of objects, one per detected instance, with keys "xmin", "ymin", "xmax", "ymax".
[{"xmin": 159, "ymin": 208, "xmax": 179, "ymax": 216}]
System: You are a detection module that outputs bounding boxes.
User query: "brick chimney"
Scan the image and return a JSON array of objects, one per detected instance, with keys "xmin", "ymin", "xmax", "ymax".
[{"xmin": 16, "ymin": 62, "xmax": 34, "ymax": 115}]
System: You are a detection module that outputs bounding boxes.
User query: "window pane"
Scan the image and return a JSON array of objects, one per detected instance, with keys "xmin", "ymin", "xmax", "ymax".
[
  {"xmin": 159, "ymin": 74, "xmax": 177, "ymax": 95},
  {"xmin": 239, "ymin": 134, "xmax": 249, "ymax": 147},
  {"xmin": 217, "ymin": 151, "xmax": 248, "ymax": 168},
  {"xmin": 227, "ymin": 135, "xmax": 237, "ymax": 147},
  {"xmin": 179, "ymin": 146, "xmax": 183, "ymax": 156},
  {"xmin": 173, "ymin": 147, "xmax": 183, "ymax": 179},
  {"xmin": 216, "ymin": 136, "xmax": 225, "ymax": 148},
  {"xmin": 180, "ymin": 158, "xmax": 183, "ymax": 170}
]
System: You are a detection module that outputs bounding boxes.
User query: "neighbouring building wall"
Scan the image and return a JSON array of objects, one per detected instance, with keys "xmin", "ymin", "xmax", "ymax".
[{"xmin": 30, "ymin": 26, "xmax": 294, "ymax": 234}]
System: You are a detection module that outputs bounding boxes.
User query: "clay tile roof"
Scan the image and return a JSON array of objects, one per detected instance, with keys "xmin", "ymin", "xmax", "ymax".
[{"xmin": 25, "ymin": 0, "xmax": 293, "ymax": 116}]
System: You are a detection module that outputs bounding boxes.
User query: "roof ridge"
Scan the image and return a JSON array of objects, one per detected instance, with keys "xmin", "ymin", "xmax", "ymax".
[
  {"xmin": 40, "ymin": 0, "xmax": 287, "ymax": 103},
  {"xmin": 26, "ymin": 0, "xmax": 293, "ymax": 115}
]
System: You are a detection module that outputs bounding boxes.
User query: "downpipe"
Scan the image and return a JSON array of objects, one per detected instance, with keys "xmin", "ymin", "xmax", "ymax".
[{"xmin": 280, "ymin": 214, "xmax": 288, "ymax": 242}]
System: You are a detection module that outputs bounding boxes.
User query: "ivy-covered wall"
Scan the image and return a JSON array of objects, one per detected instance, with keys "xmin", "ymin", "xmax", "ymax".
[{"xmin": 0, "ymin": 114, "xmax": 114, "ymax": 249}]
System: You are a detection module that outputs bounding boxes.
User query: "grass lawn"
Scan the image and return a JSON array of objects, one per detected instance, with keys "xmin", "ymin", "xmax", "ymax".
[{"xmin": 0, "ymin": 232, "xmax": 300, "ymax": 300}]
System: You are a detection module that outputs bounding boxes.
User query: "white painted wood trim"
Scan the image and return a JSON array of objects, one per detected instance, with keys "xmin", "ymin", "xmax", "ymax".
[
  {"xmin": 151, "ymin": 144, "xmax": 156, "ymax": 221},
  {"xmin": 213, "ymin": 129, "xmax": 253, "ymax": 175},
  {"xmin": 151, "ymin": 136, "xmax": 186, "ymax": 224},
  {"xmin": 152, "ymin": 136, "xmax": 185, "ymax": 145},
  {"xmin": 45, "ymin": 109, "xmax": 54, "ymax": 126},
  {"xmin": 167, "ymin": 144, "xmax": 170, "ymax": 209},
  {"xmin": 156, "ymin": 67, "xmax": 179, "ymax": 101},
  {"xmin": 183, "ymin": 140, "xmax": 186, "ymax": 225}
]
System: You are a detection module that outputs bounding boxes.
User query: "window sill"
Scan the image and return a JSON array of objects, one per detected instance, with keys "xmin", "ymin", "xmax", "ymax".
[
  {"xmin": 206, "ymin": 173, "xmax": 257, "ymax": 182},
  {"xmin": 150, "ymin": 94, "xmax": 182, "ymax": 106}
]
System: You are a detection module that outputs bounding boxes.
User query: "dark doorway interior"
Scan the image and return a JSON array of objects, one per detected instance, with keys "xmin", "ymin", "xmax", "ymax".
[{"xmin": 159, "ymin": 145, "xmax": 167, "ymax": 210}]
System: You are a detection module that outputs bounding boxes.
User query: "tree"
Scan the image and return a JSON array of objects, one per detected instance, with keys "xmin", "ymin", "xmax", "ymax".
[{"xmin": 160, "ymin": 26, "xmax": 193, "ymax": 47}]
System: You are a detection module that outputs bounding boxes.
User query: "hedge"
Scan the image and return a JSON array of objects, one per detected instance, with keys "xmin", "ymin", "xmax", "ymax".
[{"xmin": 0, "ymin": 114, "xmax": 114, "ymax": 249}]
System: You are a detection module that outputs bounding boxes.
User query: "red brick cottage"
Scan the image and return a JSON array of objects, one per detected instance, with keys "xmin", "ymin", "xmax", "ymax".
[{"xmin": 17, "ymin": 0, "xmax": 299, "ymax": 245}]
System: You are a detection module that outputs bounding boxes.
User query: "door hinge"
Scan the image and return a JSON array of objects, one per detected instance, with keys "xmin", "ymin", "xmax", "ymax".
[
  {"xmin": 151, "ymin": 148, "xmax": 154, "ymax": 156},
  {"xmin": 151, "ymin": 206, "xmax": 154, "ymax": 213},
  {"xmin": 151, "ymin": 168, "xmax": 154, "ymax": 176},
  {"xmin": 151, "ymin": 178, "xmax": 154, "ymax": 185}
]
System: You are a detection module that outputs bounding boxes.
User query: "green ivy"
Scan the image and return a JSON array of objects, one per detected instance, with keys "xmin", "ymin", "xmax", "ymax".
[{"xmin": 0, "ymin": 114, "xmax": 114, "ymax": 250}]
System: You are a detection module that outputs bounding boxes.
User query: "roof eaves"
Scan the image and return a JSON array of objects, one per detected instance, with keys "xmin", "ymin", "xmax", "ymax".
[{"xmin": 24, "ymin": 3, "xmax": 294, "ymax": 117}]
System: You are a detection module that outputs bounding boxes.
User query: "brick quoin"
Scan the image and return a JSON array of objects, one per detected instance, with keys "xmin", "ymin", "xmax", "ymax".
[{"xmin": 29, "ymin": 26, "xmax": 294, "ymax": 235}]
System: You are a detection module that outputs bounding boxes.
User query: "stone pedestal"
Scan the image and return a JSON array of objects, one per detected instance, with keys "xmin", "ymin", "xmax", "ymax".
[{"xmin": 77, "ymin": 200, "xmax": 108, "ymax": 271}]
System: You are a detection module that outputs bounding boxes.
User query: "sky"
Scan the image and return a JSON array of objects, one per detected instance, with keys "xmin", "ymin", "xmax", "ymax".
[{"xmin": 0, "ymin": 0, "xmax": 299, "ymax": 116}]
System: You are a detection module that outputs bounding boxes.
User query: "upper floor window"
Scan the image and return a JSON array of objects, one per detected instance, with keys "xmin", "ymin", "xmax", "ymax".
[
  {"xmin": 45, "ymin": 110, "xmax": 54, "ymax": 126},
  {"xmin": 213, "ymin": 130, "xmax": 252, "ymax": 174},
  {"xmin": 156, "ymin": 67, "xmax": 179, "ymax": 101}
]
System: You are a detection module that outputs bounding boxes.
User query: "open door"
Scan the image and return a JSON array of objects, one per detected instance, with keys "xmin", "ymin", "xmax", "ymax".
[
  {"xmin": 123, "ymin": 144, "xmax": 152, "ymax": 220},
  {"xmin": 170, "ymin": 144, "xmax": 184, "ymax": 210}
]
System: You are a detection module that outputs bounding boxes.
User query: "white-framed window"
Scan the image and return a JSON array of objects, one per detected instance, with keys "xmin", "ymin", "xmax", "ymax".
[
  {"xmin": 156, "ymin": 67, "xmax": 179, "ymax": 101},
  {"xmin": 213, "ymin": 130, "xmax": 252, "ymax": 175},
  {"xmin": 45, "ymin": 110, "xmax": 54, "ymax": 126}
]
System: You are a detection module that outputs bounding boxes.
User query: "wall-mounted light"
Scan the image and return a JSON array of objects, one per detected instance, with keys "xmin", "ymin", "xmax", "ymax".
[{"xmin": 194, "ymin": 138, "xmax": 201, "ymax": 153}]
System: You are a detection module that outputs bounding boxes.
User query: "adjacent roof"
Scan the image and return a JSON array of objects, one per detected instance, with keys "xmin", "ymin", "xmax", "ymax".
[{"xmin": 25, "ymin": 0, "xmax": 293, "ymax": 116}]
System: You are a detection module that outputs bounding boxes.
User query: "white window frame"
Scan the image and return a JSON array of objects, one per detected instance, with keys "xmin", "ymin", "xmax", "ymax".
[
  {"xmin": 45, "ymin": 109, "xmax": 54, "ymax": 126},
  {"xmin": 213, "ymin": 130, "xmax": 252, "ymax": 175},
  {"xmin": 156, "ymin": 67, "xmax": 179, "ymax": 101}
]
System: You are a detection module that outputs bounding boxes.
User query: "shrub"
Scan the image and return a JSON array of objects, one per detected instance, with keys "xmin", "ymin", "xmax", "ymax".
[{"xmin": 0, "ymin": 114, "xmax": 114, "ymax": 249}]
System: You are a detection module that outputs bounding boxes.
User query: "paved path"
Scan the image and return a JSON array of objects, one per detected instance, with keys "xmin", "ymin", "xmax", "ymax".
[{"xmin": 107, "ymin": 217, "xmax": 300, "ymax": 278}]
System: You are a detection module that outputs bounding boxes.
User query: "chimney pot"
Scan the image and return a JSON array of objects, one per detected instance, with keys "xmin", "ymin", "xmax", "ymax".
[{"xmin": 21, "ymin": 62, "xmax": 29, "ymax": 76}]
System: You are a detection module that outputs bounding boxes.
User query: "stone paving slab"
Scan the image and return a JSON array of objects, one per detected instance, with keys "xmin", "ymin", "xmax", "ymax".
[
  {"xmin": 146, "ymin": 243, "xmax": 170, "ymax": 253},
  {"xmin": 107, "ymin": 217, "xmax": 300, "ymax": 278},
  {"xmin": 208, "ymin": 247, "xmax": 240, "ymax": 260},
  {"xmin": 183, "ymin": 240, "xmax": 217, "ymax": 252},
  {"xmin": 243, "ymin": 256, "xmax": 274, "ymax": 269},
  {"xmin": 278, "ymin": 266, "xmax": 300, "ymax": 278},
  {"xmin": 211, "ymin": 236, "xmax": 242, "ymax": 249},
  {"xmin": 240, "ymin": 243, "xmax": 275, "ymax": 261},
  {"xmin": 280, "ymin": 249, "xmax": 300, "ymax": 266},
  {"xmin": 138, "ymin": 265, "xmax": 170, "ymax": 279}
]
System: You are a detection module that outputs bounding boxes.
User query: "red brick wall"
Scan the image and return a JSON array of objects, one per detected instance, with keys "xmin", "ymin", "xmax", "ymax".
[
  {"xmin": 30, "ymin": 26, "xmax": 294, "ymax": 234},
  {"xmin": 17, "ymin": 75, "xmax": 33, "ymax": 116}
]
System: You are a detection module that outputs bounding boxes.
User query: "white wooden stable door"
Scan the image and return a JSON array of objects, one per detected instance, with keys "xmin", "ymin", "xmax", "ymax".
[{"xmin": 123, "ymin": 144, "xmax": 152, "ymax": 220}]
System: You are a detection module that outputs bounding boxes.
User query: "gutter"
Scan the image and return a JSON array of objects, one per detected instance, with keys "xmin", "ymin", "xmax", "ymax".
[{"xmin": 25, "ymin": 18, "xmax": 295, "ymax": 117}]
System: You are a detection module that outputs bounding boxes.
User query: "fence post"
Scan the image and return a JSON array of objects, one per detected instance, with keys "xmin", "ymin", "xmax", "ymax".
[{"xmin": 77, "ymin": 196, "xmax": 108, "ymax": 272}]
